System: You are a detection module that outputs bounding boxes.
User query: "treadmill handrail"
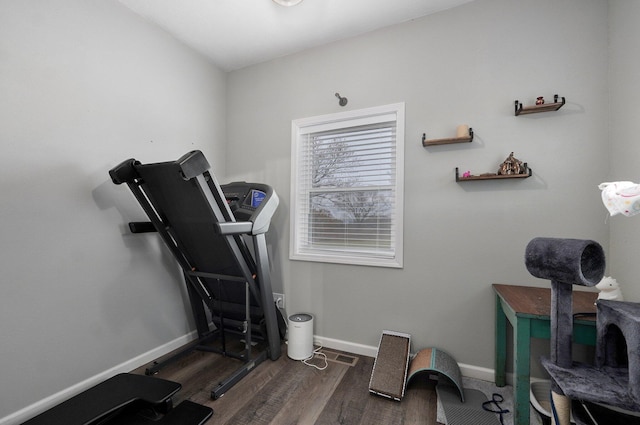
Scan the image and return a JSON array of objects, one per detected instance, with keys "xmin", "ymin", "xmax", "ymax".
[{"xmin": 215, "ymin": 222, "xmax": 253, "ymax": 235}]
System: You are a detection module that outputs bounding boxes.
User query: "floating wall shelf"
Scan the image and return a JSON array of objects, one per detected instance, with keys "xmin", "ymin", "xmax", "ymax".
[
  {"xmin": 515, "ymin": 95, "xmax": 565, "ymax": 116},
  {"xmin": 422, "ymin": 127, "xmax": 474, "ymax": 147},
  {"xmin": 455, "ymin": 166, "xmax": 532, "ymax": 182}
]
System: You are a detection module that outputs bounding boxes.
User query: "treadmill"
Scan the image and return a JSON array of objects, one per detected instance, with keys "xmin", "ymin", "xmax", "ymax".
[{"xmin": 109, "ymin": 150, "xmax": 285, "ymax": 399}]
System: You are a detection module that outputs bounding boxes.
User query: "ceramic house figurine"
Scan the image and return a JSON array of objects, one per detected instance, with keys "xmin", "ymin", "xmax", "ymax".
[{"xmin": 498, "ymin": 152, "xmax": 527, "ymax": 175}]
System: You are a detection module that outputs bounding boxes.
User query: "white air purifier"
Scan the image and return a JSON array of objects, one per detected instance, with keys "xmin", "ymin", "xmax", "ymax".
[{"xmin": 287, "ymin": 313, "xmax": 314, "ymax": 360}]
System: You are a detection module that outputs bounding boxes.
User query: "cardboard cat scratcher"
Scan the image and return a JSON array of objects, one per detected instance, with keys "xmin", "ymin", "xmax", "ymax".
[{"xmin": 369, "ymin": 331, "xmax": 463, "ymax": 402}]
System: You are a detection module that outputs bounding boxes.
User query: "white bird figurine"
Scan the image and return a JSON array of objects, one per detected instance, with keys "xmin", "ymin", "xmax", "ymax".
[{"xmin": 596, "ymin": 276, "xmax": 624, "ymax": 302}]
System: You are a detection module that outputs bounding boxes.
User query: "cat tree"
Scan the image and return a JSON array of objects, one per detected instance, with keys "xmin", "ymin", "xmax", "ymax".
[{"xmin": 525, "ymin": 237, "xmax": 640, "ymax": 425}]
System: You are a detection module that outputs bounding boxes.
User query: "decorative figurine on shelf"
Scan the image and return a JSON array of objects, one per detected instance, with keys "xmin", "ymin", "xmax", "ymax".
[
  {"xmin": 462, "ymin": 171, "xmax": 471, "ymax": 178},
  {"xmin": 498, "ymin": 152, "xmax": 527, "ymax": 175},
  {"xmin": 596, "ymin": 276, "xmax": 624, "ymax": 302},
  {"xmin": 536, "ymin": 96, "xmax": 545, "ymax": 105}
]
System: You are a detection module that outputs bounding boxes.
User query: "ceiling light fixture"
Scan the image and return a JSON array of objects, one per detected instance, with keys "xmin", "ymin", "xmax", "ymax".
[{"xmin": 272, "ymin": 0, "xmax": 303, "ymax": 6}]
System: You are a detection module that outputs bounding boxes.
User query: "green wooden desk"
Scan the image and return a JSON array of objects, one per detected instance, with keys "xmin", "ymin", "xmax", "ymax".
[{"xmin": 493, "ymin": 284, "xmax": 597, "ymax": 425}]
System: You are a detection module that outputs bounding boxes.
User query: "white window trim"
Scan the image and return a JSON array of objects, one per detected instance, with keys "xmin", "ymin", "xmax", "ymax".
[{"xmin": 289, "ymin": 102, "xmax": 404, "ymax": 268}]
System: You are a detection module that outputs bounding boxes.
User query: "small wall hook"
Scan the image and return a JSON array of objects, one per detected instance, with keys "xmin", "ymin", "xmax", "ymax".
[{"xmin": 335, "ymin": 92, "xmax": 348, "ymax": 107}]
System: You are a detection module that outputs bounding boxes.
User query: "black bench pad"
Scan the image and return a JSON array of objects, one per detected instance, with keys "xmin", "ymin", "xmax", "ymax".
[
  {"xmin": 116, "ymin": 400, "xmax": 213, "ymax": 425},
  {"xmin": 23, "ymin": 373, "xmax": 181, "ymax": 425}
]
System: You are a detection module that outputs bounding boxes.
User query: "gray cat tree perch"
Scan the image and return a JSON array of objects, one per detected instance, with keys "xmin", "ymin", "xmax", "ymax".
[{"xmin": 525, "ymin": 237, "xmax": 640, "ymax": 424}]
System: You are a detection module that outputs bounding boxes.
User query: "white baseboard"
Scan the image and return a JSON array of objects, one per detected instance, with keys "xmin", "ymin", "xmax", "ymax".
[
  {"xmin": 458, "ymin": 363, "xmax": 495, "ymax": 382},
  {"xmin": 0, "ymin": 331, "xmax": 197, "ymax": 425},
  {"xmin": 315, "ymin": 334, "xmax": 497, "ymax": 382},
  {"xmin": 314, "ymin": 335, "xmax": 379, "ymax": 357}
]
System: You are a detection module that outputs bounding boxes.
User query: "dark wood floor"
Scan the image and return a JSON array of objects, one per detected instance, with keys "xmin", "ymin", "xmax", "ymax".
[{"xmin": 132, "ymin": 343, "xmax": 442, "ymax": 425}]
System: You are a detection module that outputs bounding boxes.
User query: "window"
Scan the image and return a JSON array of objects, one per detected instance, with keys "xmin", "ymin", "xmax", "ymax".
[{"xmin": 290, "ymin": 103, "xmax": 404, "ymax": 268}]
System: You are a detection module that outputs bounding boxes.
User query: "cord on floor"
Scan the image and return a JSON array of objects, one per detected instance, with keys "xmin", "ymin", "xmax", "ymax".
[{"xmin": 302, "ymin": 346, "xmax": 328, "ymax": 370}]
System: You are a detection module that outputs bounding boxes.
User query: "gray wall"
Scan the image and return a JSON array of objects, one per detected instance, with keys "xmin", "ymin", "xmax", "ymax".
[
  {"xmin": 2, "ymin": 0, "xmax": 635, "ymax": 422},
  {"xmin": 227, "ymin": 0, "xmax": 610, "ymax": 371},
  {"xmin": 608, "ymin": 0, "xmax": 640, "ymax": 301},
  {"xmin": 0, "ymin": 0, "xmax": 226, "ymax": 421}
]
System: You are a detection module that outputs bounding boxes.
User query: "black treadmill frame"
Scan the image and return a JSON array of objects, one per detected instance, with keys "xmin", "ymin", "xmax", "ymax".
[{"xmin": 110, "ymin": 150, "xmax": 282, "ymax": 399}]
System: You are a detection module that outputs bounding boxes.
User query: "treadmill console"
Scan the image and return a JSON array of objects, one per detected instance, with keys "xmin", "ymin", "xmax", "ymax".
[{"xmin": 221, "ymin": 182, "xmax": 279, "ymax": 235}]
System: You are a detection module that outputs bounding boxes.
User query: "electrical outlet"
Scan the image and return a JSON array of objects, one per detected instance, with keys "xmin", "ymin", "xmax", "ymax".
[{"xmin": 272, "ymin": 292, "xmax": 285, "ymax": 309}]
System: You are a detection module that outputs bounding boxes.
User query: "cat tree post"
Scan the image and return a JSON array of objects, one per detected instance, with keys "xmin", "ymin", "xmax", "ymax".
[{"xmin": 525, "ymin": 237, "xmax": 605, "ymax": 425}]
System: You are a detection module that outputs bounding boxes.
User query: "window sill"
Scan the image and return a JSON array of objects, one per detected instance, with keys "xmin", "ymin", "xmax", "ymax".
[{"xmin": 290, "ymin": 252, "xmax": 402, "ymax": 268}]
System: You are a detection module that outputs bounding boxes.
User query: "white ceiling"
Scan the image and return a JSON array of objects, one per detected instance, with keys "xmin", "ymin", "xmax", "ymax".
[{"xmin": 118, "ymin": 0, "xmax": 475, "ymax": 71}]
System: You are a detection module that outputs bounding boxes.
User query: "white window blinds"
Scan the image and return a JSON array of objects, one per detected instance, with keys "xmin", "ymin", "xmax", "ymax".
[{"xmin": 290, "ymin": 103, "xmax": 404, "ymax": 268}]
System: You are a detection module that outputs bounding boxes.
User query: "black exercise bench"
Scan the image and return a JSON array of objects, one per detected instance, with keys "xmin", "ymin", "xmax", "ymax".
[{"xmin": 22, "ymin": 373, "xmax": 212, "ymax": 425}]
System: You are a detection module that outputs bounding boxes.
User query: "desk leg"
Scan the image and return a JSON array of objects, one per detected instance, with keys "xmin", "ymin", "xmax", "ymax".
[
  {"xmin": 513, "ymin": 316, "xmax": 531, "ymax": 425},
  {"xmin": 495, "ymin": 295, "xmax": 507, "ymax": 387}
]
